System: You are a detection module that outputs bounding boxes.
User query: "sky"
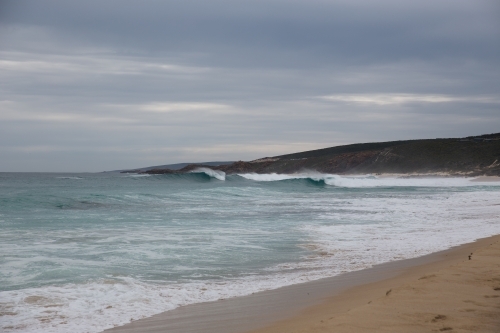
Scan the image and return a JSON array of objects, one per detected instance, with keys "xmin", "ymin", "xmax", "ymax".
[{"xmin": 0, "ymin": 0, "xmax": 499, "ymax": 172}]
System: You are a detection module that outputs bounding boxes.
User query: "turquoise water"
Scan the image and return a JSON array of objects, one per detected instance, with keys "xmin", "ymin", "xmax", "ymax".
[{"xmin": 1, "ymin": 171, "xmax": 499, "ymax": 332}]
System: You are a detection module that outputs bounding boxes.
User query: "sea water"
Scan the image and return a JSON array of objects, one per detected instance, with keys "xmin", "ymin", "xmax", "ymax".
[{"xmin": 1, "ymin": 171, "xmax": 499, "ymax": 332}]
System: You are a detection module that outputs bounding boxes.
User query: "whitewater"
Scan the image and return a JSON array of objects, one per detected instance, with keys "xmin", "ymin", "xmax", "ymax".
[{"xmin": 1, "ymin": 171, "xmax": 499, "ymax": 333}]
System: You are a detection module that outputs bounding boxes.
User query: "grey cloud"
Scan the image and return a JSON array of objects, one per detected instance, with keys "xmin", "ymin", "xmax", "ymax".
[
  {"xmin": 2, "ymin": 1, "xmax": 499, "ymax": 66},
  {"xmin": 0, "ymin": 0, "xmax": 499, "ymax": 171}
]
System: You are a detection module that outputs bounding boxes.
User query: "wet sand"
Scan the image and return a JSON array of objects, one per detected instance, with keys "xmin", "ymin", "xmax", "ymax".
[{"xmin": 104, "ymin": 235, "xmax": 500, "ymax": 333}]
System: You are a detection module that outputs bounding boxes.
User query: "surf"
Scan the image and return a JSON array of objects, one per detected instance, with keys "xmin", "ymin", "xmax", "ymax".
[
  {"xmin": 189, "ymin": 167, "xmax": 226, "ymax": 181},
  {"xmin": 125, "ymin": 168, "xmax": 226, "ymax": 181},
  {"xmin": 236, "ymin": 173, "xmax": 496, "ymax": 188}
]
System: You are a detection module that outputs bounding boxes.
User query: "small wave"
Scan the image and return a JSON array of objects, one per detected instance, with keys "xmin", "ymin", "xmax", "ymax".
[
  {"xmin": 237, "ymin": 173, "xmax": 494, "ymax": 188},
  {"xmin": 55, "ymin": 201, "xmax": 106, "ymax": 210},
  {"xmin": 0, "ymin": 269, "xmax": 352, "ymax": 333},
  {"xmin": 55, "ymin": 177, "xmax": 83, "ymax": 180},
  {"xmin": 126, "ymin": 174, "xmax": 151, "ymax": 177},
  {"xmin": 190, "ymin": 168, "xmax": 225, "ymax": 181}
]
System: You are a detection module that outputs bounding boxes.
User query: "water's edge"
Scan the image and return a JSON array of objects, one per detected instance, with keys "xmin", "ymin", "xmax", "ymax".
[
  {"xmin": 104, "ymin": 234, "xmax": 500, "ymax": 333},
  {"xmin": 2, "ymin": 173, "xmax": 499, "ymax": 332}
]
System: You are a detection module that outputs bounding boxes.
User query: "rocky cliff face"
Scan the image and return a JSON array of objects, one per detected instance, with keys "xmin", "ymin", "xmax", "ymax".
[{"xmin": 124, "ymin": 133, "xmax": 500, "ymax": 176}]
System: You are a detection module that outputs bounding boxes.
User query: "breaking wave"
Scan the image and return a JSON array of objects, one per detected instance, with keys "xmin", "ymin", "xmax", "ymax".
[
  {"xmin": 190, "ymin": 168, "xmax": 226, "ymax": 181},
  {"xmin": 237, "ymin": 173, "xmax": 498, "ymax": 188},
  {"xmin": 2, "ymin": 172, "xmax": 500, "ymax": 333}
]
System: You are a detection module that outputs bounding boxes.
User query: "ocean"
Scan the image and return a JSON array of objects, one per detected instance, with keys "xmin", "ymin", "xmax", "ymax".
[{"xmin": 1, "ymin": 170, "xmax": 499, "ymax": 333}]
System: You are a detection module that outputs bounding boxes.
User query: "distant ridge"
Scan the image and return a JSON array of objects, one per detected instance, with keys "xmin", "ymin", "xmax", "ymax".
[
  {"xmin": 124, "ymin": 133, "xmax": 500, "ymax": 176},
  {"xmin": 110, "ymin": 161, "xmax": 233, "ymax": 173}
]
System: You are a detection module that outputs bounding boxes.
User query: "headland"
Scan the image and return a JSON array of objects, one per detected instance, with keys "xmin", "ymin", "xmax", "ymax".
[{"xmin": 121, "ymin": 133, "xmax": 500, "ymax": 177}]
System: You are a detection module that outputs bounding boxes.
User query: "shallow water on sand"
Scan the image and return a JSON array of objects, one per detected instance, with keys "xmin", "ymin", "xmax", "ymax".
[{"xmin": 1, "ymin": 171, "xmax": 499, "ymax": 332}]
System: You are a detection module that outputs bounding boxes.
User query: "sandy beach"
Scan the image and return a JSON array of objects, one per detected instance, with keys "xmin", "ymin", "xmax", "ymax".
[
  {"xmin": 105, "ymin": 235, "xmax": 500, "ymax": 333},
  {"xmin": 471, "ymin": 176, "xmax": 500, "ymax": 182},
  {"xmin": 249, "ymin": 235, "xmax": 500, "ymax": 333}
]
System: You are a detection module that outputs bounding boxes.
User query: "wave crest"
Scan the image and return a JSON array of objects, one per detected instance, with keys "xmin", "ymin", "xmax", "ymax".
[
  {"xmin": 237, "ymin": 173, "xmax": 493, "ymax": 188},
  {"xmin": 190, "ymin": 168, "xmax": 226, "ymax": 181}
]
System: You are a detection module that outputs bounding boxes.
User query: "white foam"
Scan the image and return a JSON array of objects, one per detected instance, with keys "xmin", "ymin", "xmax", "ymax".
[
  {"xmin": 191, "ymin": 168, "xmax": 226, "ymax": 181},
  {"xmin": 3, "ymin": 179, "xmax": 500, "ymax": 333},
  {"xmin": 0, "ymin": 272, "xmax": 357, "ymax": 333},
  {"xmin": 238, "ymin": 173, "xmax": 309, "ymax": 181},
  {"xmin": 237, "ymin": 173, "xmax": 499, "ymax": 188},
  {"xmin": 323, "ymin": 176, "xmax": 495, "ymax": 187},
  {"xmin": 293, "ymin": 191, "xmax": 500, "ymax": 272}
]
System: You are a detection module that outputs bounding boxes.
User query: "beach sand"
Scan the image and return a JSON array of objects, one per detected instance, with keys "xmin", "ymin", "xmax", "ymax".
[
  {"xmin": 471, "ymin": 176, "xmax": 500, "ymax": 182},
  {"xmin": 248, "ymin": 235, "xmax": 500, "ymax": 333},
  {"xmin": 104, "ymin": 235, "xmax": 500, "ymax": 333}
]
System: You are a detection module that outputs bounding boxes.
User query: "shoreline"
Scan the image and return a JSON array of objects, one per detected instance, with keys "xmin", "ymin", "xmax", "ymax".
[
  {"xmin": 248, "ymin": 234, "xmax": 500, "ymax": 333},
  {"xmin": 103, "ymin": 234, "xmax": 500, "ymax": 333}
]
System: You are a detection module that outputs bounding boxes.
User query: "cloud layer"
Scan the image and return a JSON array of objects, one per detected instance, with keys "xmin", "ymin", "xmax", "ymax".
[{"xmin": 0, "ymin": 0, "xmax": 499, "ymax": 171}]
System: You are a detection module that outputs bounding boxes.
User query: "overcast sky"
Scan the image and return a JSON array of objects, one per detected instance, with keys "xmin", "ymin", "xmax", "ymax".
[{"xmin": 1, "ymin": 0, "xmax": 499, "ymax": 172}]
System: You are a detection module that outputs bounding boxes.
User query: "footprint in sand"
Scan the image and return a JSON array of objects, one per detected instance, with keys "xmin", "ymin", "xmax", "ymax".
[{"xmin": 431, "ymin": 315, "xmax": 447, "ymax": 323}]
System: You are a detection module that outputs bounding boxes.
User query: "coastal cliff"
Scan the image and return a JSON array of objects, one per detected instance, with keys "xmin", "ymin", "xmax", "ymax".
[{"xmin": 125, "ymin": 133, "xmax": 500, "ymax": 176}]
